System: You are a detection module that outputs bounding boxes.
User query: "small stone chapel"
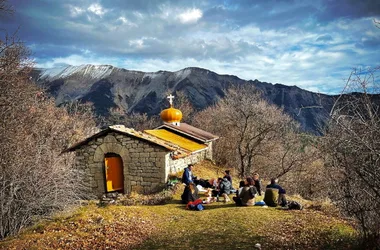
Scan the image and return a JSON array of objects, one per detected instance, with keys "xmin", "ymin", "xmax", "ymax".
[{"xmin": 63, "ymin": 94, "xmax": 218, "ymax": 197}]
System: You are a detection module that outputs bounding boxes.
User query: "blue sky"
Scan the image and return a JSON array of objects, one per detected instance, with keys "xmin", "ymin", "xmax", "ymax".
[{"xmin": 1, "ymin": 0, "xmax": 379, "ymax": 93}]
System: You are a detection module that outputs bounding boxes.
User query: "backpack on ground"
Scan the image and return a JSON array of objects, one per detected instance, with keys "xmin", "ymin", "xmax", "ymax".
[
  {"xmin": 186, "ymin": 199, "xmax": 204, "ymax": 211},
  {"xmin": 287, "ymin": 200, "xmax": 303, "ymax": 210},
  {"xmin": 195, "ymin": 203, "xmax": 204, "ymax": 211},
  {"xmin": 188, "ymin": 203, "xmax": 204, "ymax": 211},
  {"xmin": 255, "ymin": 200, "xmax": 266, "ymax": 206}
]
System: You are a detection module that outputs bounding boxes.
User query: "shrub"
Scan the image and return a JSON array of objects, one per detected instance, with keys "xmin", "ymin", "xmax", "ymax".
[{"xmin": 100, "ymin": 184, "xmax": 180, "ymax": 206}]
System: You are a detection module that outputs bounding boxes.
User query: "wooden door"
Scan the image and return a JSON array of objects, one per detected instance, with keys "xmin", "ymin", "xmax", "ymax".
[{"xmin": 104, "ymin": 154, "xmax": 124, "ymax": 192}]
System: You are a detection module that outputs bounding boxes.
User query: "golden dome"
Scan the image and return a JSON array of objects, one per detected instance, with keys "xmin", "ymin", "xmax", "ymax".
[
  {"xmin": 160, "ymin": 107, "xmax": 182, "ymax": 123},
  {"xmin": 160, "ymin": 94, "xmax": 182, "ymax": 124}
]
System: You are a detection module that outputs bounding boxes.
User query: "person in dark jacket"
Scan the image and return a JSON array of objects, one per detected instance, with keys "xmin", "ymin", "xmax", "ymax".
[
  {"xmin": 233, "ymin": 181, "xmax": 246, "ymax": 206},
  {"xmin": 181, "ymin": 183, "xmax": 199, "ymax": 204},
  {"xmin": 219, "ymin": 177, "xmax": 232, "ymax": 195},
  {"xmin": 233, "ymin": 178, "xmax": 257, "ymax": 206},
  {"xmin": 212, "ymin": 177, "xmax": 232, "ymax": 202},
  {"xmin": 239, "ymin": 184, "xmax": 257, "ymax": 206},
  {"xmin": 223, "ymin": 170, "xmax": 232, "ymax": 185},
  {"xmin": 236, "ymin": 180, "xmax": 246, "ymax": 196},
  {"xmin": 266, "ymin": 178, "xmax": 286, "ymax": 194},
  {"xmin": 253, "ymin": 173, "xmax": 262, "ymax": 196},
  {"xmin": 181, "ymin": 164, "xmax": 194, "ymax": 186},
  {"xmin": 265, "ymin": 178, "xmax": 287, "ymax": 206}
]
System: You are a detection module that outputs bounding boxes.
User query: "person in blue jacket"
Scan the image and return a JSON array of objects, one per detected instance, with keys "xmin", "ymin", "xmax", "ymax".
[{"xmin": 182, "ymin": 164, "xmax": 194, "ymax": 186}]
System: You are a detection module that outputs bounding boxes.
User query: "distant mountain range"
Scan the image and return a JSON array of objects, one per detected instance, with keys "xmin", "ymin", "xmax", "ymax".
[{"xmin": 32, "ymin": 64, "xmax": 337, "ymax": 134}]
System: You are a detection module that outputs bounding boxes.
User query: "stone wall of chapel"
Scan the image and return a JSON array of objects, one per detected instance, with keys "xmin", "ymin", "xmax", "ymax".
[
  {"xmin": 74, "ymin": 132, "xmax": 214, "ymax": 197},
  {"xmin": 165, "ymin": 150, "xmax": 207, "ymax": 177},
  {"xmin": 74, "ymin": 132, "xmax": 168, "ymax": 197}
]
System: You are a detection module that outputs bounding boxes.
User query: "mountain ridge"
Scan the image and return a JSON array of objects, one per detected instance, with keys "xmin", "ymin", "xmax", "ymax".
[{"xmin": 33, "ymin": 64, "xmax": 337, "ymax": 134}]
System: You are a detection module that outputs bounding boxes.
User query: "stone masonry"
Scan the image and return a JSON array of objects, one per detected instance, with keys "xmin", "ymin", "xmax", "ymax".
[{"xmin": 74, "ymin": 131, "xmax": 210, "ymax": 197}]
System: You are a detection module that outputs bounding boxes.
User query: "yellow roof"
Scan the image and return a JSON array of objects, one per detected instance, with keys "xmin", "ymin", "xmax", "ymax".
[{"xmin": 145, "ymin": 129, "xmax": 207, "ymax": 152}]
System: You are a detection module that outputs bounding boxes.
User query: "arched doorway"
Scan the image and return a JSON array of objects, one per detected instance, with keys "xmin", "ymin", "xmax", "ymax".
[{"xmin": 104, "ymin": 153, "xmax": 124, "ymax": 193}]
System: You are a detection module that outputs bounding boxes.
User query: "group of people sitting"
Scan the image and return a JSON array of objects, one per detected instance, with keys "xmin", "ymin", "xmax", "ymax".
[{"xmin": 180, "ymin": 164, "xmax": 288, "ymax": 208}]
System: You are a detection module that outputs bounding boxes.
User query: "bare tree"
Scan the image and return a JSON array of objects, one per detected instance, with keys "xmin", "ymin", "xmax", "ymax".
[
  {"xmin": 193, "ymin": 85, "xmax": 300, "ymax": 178},
  {"xmin": 262, "ymin": 131, "xmax": 316, "ymax": 176},
  {"xmin": 172, "ymin": 90, "xmax": 195, "ymax": 123},
  {"xmin": 0, "ymin": 2, "xmax": 96, "ymax": 239},
  {"xmin": 266, "ymin": 133, "xmax": 322, "ymax": 197},
  {"xmin": 107, "ymin": 107, "xmax": 161, "ymax": 131},
  {"xmin": 323, "ymin": 67, "xmax": 380, "ymax": 247},
  {"xmin": 0, "ymin": 0, "xmax": 12, "ymax": 14}
]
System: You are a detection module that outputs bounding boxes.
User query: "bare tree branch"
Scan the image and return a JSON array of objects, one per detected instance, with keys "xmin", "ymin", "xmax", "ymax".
[{"xmin": 323, "ymin": 67, "xmax": 380, "ymax": 245}]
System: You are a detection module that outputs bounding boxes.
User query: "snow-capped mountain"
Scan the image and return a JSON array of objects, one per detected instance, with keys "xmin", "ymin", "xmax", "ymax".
[
  {"xmin": 39, "ymin": 64, "xmax": 115, "ymax": 80},
  {"xmin": 33, "ymin": 64, "xmax": 336, "ymax": 133}
]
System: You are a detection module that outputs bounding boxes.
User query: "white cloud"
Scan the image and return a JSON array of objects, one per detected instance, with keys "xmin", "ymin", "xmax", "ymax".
[
  {"xmin": 118, "ymin": 16, "xmax": 128, "ymax": 24},
  {"xmin": 129, "ymin": 39, "xmax": 145, "ymax": 49},
  {"xmin": 158, "ymin": 4, "xmax": 171, "ymax": 20},
  {"xmin": 69, "ymin": 6, "xmax": 85, "ymax": 17},
  {"xmin": 80, "ymin": 49, "xmax": 91, "ymax": 55},
  {"xmin": 88, "ymin": 3, "xmax": 106, "ymax": 17},
  {"xmin": 117, "ymin": 16, "xmax": 137, "ymax": 27},
  {"xmin": 177, "ymin": 8, "xmax": 203, "ymax": 24},
  {"xmin": 29, "ymin": 3, "xmax": 379, "ymax": 95},
  {"xmin": 133, "ymin": 11, "xmax": 144, "ymax": 19}
]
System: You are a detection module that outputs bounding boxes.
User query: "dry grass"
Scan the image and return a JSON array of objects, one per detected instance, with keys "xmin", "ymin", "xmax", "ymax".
[{"xmin": 0, "ymin": 161, "xmax": 359, "ymax": 250}]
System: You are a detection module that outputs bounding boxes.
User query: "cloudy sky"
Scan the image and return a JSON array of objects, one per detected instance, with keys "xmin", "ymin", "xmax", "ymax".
[{"xmin": 1, "ymin": 0, "xmax": 379, "ymax": 93}]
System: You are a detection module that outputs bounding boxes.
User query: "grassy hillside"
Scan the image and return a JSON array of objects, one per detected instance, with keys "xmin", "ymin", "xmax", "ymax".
[{"xmin": 0, "ymin": 161, "xmax": 358, "ymax": 250}]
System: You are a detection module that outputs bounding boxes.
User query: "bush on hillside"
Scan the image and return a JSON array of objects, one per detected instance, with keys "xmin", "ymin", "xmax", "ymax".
[{"xmin": 100, "ymin": 184, "xmax": 179, "ymax": 206}]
